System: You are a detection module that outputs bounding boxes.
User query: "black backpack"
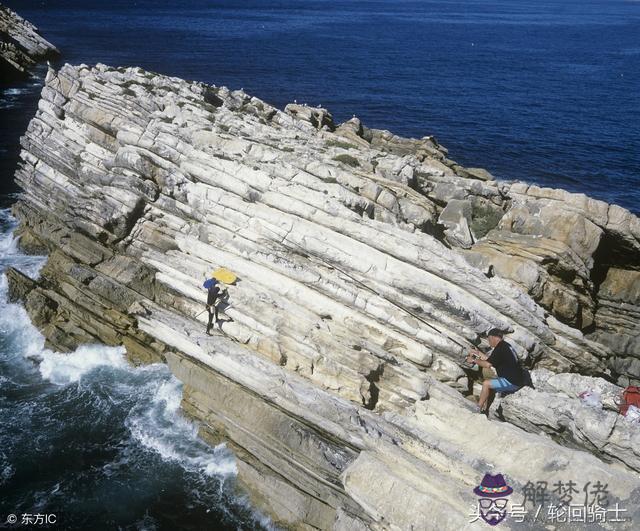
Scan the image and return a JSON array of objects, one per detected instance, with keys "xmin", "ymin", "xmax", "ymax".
[
  {"xmin": 521, "ymin": 367, "xmax": 534, "ymax": 388},
  {"xmin": 508, "ymin": 344, "xmax": 534, "ymax": 389}
]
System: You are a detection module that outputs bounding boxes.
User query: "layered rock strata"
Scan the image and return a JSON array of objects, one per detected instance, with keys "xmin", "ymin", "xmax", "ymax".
[
  {"xmin": 7, "ymin": 63, "xmax": 640, "ymax": 529},
  {"xmin": 498, "ymin": 369, "xmax": 640, "ymax": 473},
  {"xmin": 0, "ymin": 3, "xmax": 59, "ymax": 84}
]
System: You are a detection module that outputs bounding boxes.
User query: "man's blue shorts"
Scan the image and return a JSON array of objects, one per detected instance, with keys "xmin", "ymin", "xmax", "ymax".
[{"xmin": 489, "ymin": 377, "xmax": 520, "ymax": 393}]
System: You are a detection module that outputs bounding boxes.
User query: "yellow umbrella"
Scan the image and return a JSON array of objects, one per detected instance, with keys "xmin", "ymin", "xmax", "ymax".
[{"xmin": 211, "ymin": 267, "xmax": 237, "ymax": 284}]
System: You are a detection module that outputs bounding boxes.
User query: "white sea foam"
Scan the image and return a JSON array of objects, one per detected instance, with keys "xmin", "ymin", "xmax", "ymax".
[
  {"xmin": 0, "ymin": 278, "xmax": 46, "ymax": 360},
  {"xmin": 1, "ymin": 277, "xmax": 116, "ymax": 373},
  {"xmin": 0, "ymin": 210, "xmax": 49, "ymax": 362},
  {"xmin": 126, "ymin": 377, "xmax": 238, "ymax": 478},
  {"xmin": 0, "ymin": 225, "xmax": 20, "ymax": 255},
  {"xmin": 38, "ymin": 344, "xmax": 129, "ymax": 385},
  {"xmin": 3, "ymin": 88, "xmax": 26, "ymax": 96},
  {"xmin": 0, "ymin": 209, "xmax": 46, "ymax": 279},
  {"xmin": 0, "ymin": 87, "xmax": 28, "ymax": 109}
]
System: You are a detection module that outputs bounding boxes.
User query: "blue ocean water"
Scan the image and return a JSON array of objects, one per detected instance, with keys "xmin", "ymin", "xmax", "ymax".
[{"xmin": 1, "ymin": 0, "xmax": 639, "ymax": 213}]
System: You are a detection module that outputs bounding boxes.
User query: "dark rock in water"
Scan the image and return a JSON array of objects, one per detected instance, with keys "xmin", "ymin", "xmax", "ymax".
[
  {"xmin": 7, "ymin": 63, "xmax": 640, "ymax": 529},
  {"xmin": 5, "ymin": 266, "xmax": 35, "ymax": 302},
  {"xmin": 0, "ymin": 3, "xmax": 59, "ymax": 84}
]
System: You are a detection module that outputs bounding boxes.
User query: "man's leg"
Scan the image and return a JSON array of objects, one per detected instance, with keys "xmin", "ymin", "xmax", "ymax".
[
  {"xmin": 206, "ymin": 306, "xmax": 214, "ymax": 334},
  {"xmin": 480, "ymin": 378, "xmax": 518, "ymax": 412},
  {"xmin": 478, "ymin": 379, "xmax": 493, "ymax": 411}
]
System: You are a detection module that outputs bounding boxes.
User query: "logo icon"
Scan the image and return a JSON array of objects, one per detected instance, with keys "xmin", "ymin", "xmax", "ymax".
[{"xmin": 473, "ymin": 473, "xmax": 513, "ymax": 526}]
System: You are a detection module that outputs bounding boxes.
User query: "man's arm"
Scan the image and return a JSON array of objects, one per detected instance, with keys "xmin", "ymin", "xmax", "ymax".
[{"xmin": 465, "ymin": 349, "xmax": 493, "ymax": 368}]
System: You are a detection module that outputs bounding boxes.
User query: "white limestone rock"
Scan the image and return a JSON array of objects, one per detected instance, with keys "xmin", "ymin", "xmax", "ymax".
[{"xmin": 9, "ymin": 63, "xmax": 640, "ymax": 530}]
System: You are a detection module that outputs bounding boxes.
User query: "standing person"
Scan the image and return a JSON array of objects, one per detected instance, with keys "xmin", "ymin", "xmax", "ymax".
[
  {"xmin": 203, "ymin": 276, "xmax": 220, "ymax": 335},
  {"xmin": 465, "ymin": 328, "xmax": 524, "ymax": 414}
]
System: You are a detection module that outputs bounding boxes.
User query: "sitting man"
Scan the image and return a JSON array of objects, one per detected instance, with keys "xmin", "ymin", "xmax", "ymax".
[{"xmin": 465, "ymin": 328, "xmax": 524, "ymax": 414}]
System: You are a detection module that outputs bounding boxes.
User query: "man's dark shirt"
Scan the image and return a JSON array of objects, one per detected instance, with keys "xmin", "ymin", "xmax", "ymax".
[
  {"xmin": 207, "ymin": 285, "xmax": 220, "ymax": 306},
  {"xmin": 487, "ymin": 340, "xmax": 524, "ymax": 387}
]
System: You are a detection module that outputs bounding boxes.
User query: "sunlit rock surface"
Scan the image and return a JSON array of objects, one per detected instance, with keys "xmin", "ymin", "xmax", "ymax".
[{"xmin": 7, "ymin": 63, "xmax": 640, "ymax": 529}]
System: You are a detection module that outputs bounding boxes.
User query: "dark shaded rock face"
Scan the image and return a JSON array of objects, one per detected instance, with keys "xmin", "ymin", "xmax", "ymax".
[
  {"xmin": 0, "ymin": 3, "xmax": 59, "ymax": 84},
  {"xmin": 7, "ymin": 63, "xmax": 640, "ymax": 529}
]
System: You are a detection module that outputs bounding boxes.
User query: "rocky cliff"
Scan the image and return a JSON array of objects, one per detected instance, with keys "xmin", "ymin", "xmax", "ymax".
[
  {"xmin": 0, "ymin": 3, "xmax": 59, "ymax": 84},
  {"xmin": 7, "ymin": 63, "xmax": 640, "ymax": 529}
]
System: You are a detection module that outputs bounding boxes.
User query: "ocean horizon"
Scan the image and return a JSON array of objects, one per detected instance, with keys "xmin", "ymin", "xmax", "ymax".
[{"xmin": 1, "ymin": 0, "xmax": 639, "ymax": 213}]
